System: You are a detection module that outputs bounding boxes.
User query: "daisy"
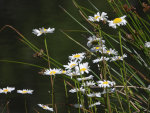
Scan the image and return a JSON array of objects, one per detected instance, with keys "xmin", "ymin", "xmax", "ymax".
[
  {"xmin": 93, "ymin": 57, "xmax": 109, "ymax": 63},
  {"xmin": 97, "ymin": 80, "xmax": 116, "ymax": 88},
  {"xmin": 103, "ymin": 48, "xmax": 118, "ymax": 55},
  {"xmin": 88, "ymin": 12, "xmax": 108, "ymax": 22},
  {"xmin": 110, "ymin": 54, "xmax": 127, "ymax": 61},
  {"xmin": 32, "ymin": 27, "xmax": 55, "ymax": 36},
  {"xmin": 17, "ymin": 89, "xmax": 33, "ymax": 94},
  {"xmin": 91, "ymin": 45, "xmax": 106, "ymax": 53},
  {"xmin": 87, "ymin": 92, "xmax": 101, "ymax": 97},
  {"xmin": 63, "ymin": 61, "xmax": 78, "ymax": 70},
  {"xmin": 77, "ymin": 75, "xmax": 94, "ymax": 81},
  {"xmin": 38, "ymin": 104, "xmax": 53, "ymax": 111},
  {"xmin": 81, "ymin": 81, "xmax": 96, "ymax": 87},
  {"xmin": 66, "ymin": 70, "xmax": 79, "ymax": 79},
  {"xmin": 69, "ymin": 53, "xmax": 85, "ymax": 62},
  {"xmin": 87, "ymin": 36, "xmax": 105, "ymax": 47},
  {"xmin": 69, "ymin": 87, "xmax": 86, "ymax": 93},
  {"xmin": 75, "ymin": 62, "xmax": 90, "ymax": 75},
  {"xmin": 43, "ymin": 68, "xmax": 61, "ymax": 76},
  {"xmin": 108, "ymin": 15, "xmax": 127, "ymax": 29},
  {"xmin": 89, "ymin": 101, "xmax": 101, "ymax": 108},
  {"xmin": 0, "ymin": 87, "xmax": 15, "ymax": 94},
  {"xmin": 145, "ymin": 41, "xmax": 150, "ymax": 48}
]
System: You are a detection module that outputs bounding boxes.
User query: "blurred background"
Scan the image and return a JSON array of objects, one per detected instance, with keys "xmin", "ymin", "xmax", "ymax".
[{"xmin": 0, "ymin": 0, "xmax": 111, "ymax": 112}]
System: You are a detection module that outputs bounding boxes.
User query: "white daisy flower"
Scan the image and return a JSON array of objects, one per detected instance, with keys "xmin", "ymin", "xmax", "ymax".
[
  {"xmin": 91, "ymin": 46, "xmax": 106, "ymax": 53},
  {"xmin": 89, "ymin": 101, "xmax": 101, "ymax": 108},
  {"xmin": 17, "ymin": 89, "xmax": 33, "ymax": 94},
  {"xmin": 81, "ymin": 81, "xmax": 96, "ymax": 87},
  {"xmin": 75, "ymin": 62, "xmax": 90, "ymax": 75},
  {"xmin": 43, "ymin": 68, "xmax": 61, "ymax": 76},
  {"xmin": 110, "ymin": 54, "xmax": 127, "ymax": 61},
  {"xmin": 0, "ymin": 87, "xmax": 15, "ymax": 94},
  {"xmin": 93, "ymin": 57, "xmax": 109, "ymax": 63},
  {"xmin": 145, "ymin": 41, "xmax": 150, "ymax": 48},
  {"xmin": 87, "ymin": 36, "xmax": 105, "ymax": 47},
  {"xmin": 87, "ymin": 92, "xmax": 101, "ymax": 97},
  {"xmin": 102, "ymin": 48, "xmax": 118, "ymax": 55},
  {"xmin": 69, "ymin": 87, "xmax": 86, "ymax": 93},
  {"xmin": 32, "ymin": 27, "xmax": 55, "ymax": 36},
  {"xmin": 69, "ymin": 53, "xmax": 85, "ymax": 62},
  {"xmin": 66, "ymin": 70, "xmax": 79, "ymax": 79},
  {"xmin": 88, "ymin": 12, "xmax": 108, "ymax": 22},
  {"xmin": 63, "ymin": 61, "xmax": 78, "ymax": 70},
  {"xmin": 97, "ymin": 80, "xmax": 116, "ymax": 88},
  {"xmin": 61, "ymin": 70, "xmax": 67, "ymax": 74},
  {"xmin": 77, "ymin": 75, "xmax": 94, "ymax": 81},
  {"xmin": 108, "ymin": 15, "xmax": 127, "ymax": 29},
  {"xmin": 38, "ymin": 104, "xmax": 53, "ymax": 111}
]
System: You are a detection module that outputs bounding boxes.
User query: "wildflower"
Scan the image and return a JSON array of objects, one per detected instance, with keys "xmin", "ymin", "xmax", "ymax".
[
  {"xmin": 66, "ymin": 70, "xmax": 79, "ymax": 79},
  {"xmin": 17, "ymin": 89, "xmax": 33, "ymax": 94},
  {"xmin": 110, "ymin": 54, "xmax": 127, "ymax": 61},
  {"xmin": 63, "ymin": 61, "xmax": 78, "ymax": 70},
  {"xmin": 103, "ymin": 48, "xmax": 118, "ymax": 55},
  {"xmin": 75, "ymin": 62, "xmax": 90, "ymax": 75},
  {"xmin": 145, "ymin": 41, "xmax": 150, "ymax": 48},
  {"xmin": 61, "ymin": 70, "xmax": 67, "ymax": 74},
  {"xmin": 77, "ymin": 75, "xmax": 94, "ymax": 81},
  {"xmin": 69, "ymin": 87, "xmax": 86, "ymax": 93},
  {"xmin": 87, "ymin": 92, "xmax": 101, "ymax": 97},
  {"xmin": 69, "ymin": 53, "xmax": 85, "ymax": 62},
  {"xmin": 38, "ymin": 104, "xmax": 53, "ymax": 111},
  {"xmin": 97, "ymin": 80, "xmax": 116, "ymax": 88},
  {"xmin": 93, "ymin": 57, "xmax": 109, "ymax": 63},
  {"xmin": 43, "ymin": 68, "xmax": 61, "ymax": 76},
  {"xmin": 108, "ymin": 15, "xmax": 127, "ymax": 29},
  {"xmin": 89, "ymin": 101, "xmax": 101, "ymax": 108},
  {"xmin": 81, "ymin": 81, "xmax": 96, "ymax": 87},
  {"xmin": 87, "ymin": 36, "xmax": 105, "ymax": 47},
  {"xmin": 32, "ymin": 27, "xmax": 55, "ymax": 36},
  {"xmin": 0, "ymin": 87, "xmax": 15, "ymax": 94},
  {"xmin": 88, "ymin": 12, "xmax": 108, "ymax": 22},
  {"xmin": 91, "ymin": 46, "xmax": 106, "ymax": 53}
]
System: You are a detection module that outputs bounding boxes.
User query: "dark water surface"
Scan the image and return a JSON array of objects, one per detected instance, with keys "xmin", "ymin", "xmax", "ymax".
[{"xmin": 0, "ymin": 0, "xmax": 109, "ymax": 113}]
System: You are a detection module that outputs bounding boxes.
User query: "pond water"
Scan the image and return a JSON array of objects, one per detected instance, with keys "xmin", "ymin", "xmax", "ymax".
[{"xmin": 0, "ymin": 0, "xmax": 109, "ymax": 113}]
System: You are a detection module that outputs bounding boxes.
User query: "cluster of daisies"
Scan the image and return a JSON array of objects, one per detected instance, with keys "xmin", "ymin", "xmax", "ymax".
[
  {"xmin": 87, "ymin": 35, "xmax": 127, "ymax": 63},
  {"xmin": 88, "ymin": 12, "xmax": 127, "ymax": 29},
  {"xmin": 0, "ymin": 87, "xmax": 33, "ymax": 94}
]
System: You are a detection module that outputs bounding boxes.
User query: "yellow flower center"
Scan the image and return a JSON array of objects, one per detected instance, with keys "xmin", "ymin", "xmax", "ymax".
[
  {"xmin": 80, "ymin": 68, "xmax": 87, "ymax": 71},
  {"xmin": 113, "ymin": 18, "xmax": 122, "ymax": 24},
  {"xmin": 43, "ymin": 106, "xmax": 47, "ymax": 109},
  {"xmin": 96, "ymin": 47, "xmax": 100, "ymax": 50},
  {"xmin": 62, "ymin": 70, "xmax": 66, "ymax": 74},
  {"xmin": 50, "ymin": 71, "xmax": 56, "ymax": 75},
  {"xmin": 73, "ymin": 54, "xmax": 81, "ymax": 58},
  {"xmin": 103, "ymin": 81, "xmax": 108, "ymax": 84},
  {"xmin": 43, "ymin": 28, "xmax": 47, "ymax": 32},
  {"xmin": 3, "ymin": 89, "xmax": 8, "ymax": 92},
  {"xmin": 118, "ymin": 56, "xmax": 121, "ymax": 59},
  {"xmin": 106, "ymin": 51, "xmax": 110, "ymax": 53},
  {"xmin": 70, "ymin": 64, "xmax": 76, "ymax": 68},
  {"xmin": 22, "ymin": 91, "xmax": 27, "ymax": 93},
  {"xmin": 94, "ymin": 16, "xmax": 100, "ymax": 19}
]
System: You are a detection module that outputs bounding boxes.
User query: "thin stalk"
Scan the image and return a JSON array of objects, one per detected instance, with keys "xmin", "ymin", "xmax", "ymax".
[{"xmin": 119, "ymin": 31, "xmax": 131, "ymax": 113}]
